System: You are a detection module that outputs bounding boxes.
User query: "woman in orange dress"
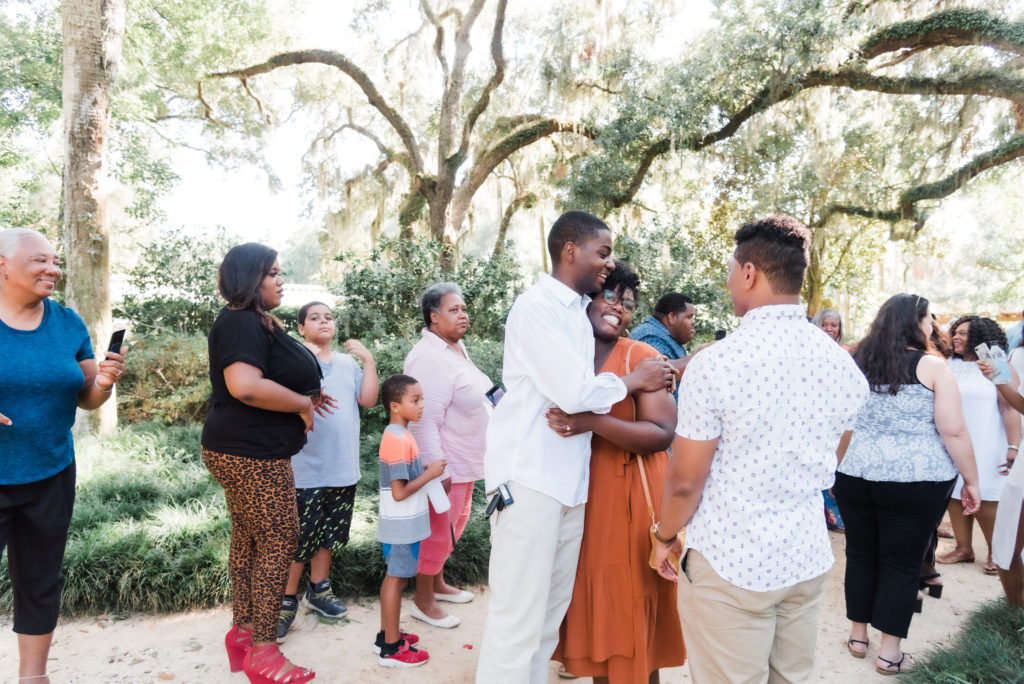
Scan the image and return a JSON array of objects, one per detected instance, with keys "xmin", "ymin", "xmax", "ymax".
[{"xmin": 549, "ymin": 261, "xmax": 685, "ymax": 683}]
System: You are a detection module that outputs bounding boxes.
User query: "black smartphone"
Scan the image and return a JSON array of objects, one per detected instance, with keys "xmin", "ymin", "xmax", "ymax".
[
  {"xmin": 485, "ymin": 482, "xmax": 515, "ymax": 517},
  {"xmin": 107, "ymin": 329, "xmax": 126, "ymax": 354},
  {"xmin": 485, "ymin": 383, "xmax": 505, "ymax": 406},
  {"xmin": 714, "ymin": 329, "xmax": 727, "ymax": 341},
  {"xmin": 496, "ymin": 482, "xmax": 514, "ymax": 506}
]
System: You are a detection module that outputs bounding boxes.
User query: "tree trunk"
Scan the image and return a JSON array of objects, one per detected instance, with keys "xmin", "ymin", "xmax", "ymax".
[
  {"xmin": 427, "ymin": 180, "xmax": 457, "ymax": 271},
  {"xmin": 62, "ymin": 0, "xmax": 126, "ymax": 434},
  {"xmin": 804, "ymin": 226, "xmax": 826, "ymax": 317}
]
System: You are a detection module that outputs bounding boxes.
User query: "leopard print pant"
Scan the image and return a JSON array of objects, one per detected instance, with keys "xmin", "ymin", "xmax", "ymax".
[{"xmin": 202, "ymin": 449, "xmax": 299, "ymax": 643}]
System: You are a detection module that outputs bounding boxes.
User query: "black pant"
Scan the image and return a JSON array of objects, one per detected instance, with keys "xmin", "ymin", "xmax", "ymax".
[
  {"xmin": 833, "ymin": 472, "xmax": 954, "ymax": 638},
  {"xmin": 0, "ymin": 461, "xmax": 76, "ymax": 635},
  {"xmin": 921, "ymin": 481, "xmax": 955, "ymax": 570}
]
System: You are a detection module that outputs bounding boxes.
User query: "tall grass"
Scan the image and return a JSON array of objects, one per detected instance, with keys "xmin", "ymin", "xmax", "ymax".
[
  {"xmin": 905, "ymin": 600, "xmax": 1024, "ymax": 683},
  {"xmin": 0, "ymin": 423, "xmax": 491, "ymax": 618}
]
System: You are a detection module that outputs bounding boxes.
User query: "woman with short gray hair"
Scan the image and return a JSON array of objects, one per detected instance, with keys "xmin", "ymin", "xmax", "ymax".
[
  {"xmin": 403, "ymin": 282, "xmax": 494, "ymax": 628},
  {"xmin": 0, "ymin": 227, "xmax": 127, "ymax": 682},
  {"xmin": 813, "ymin": 308, "xmax": 847, "ymax": 349}
]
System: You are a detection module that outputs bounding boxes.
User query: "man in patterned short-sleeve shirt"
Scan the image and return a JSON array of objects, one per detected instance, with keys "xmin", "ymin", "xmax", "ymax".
[{"xmin": 652, "ymin": 214, "xmax": 868, "ymax": 684}]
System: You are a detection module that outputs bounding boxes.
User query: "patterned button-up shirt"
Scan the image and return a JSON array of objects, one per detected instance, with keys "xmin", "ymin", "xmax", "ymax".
[{"xmin": 676, "ymin": 304, "xmax": 867, "ymax": 591}]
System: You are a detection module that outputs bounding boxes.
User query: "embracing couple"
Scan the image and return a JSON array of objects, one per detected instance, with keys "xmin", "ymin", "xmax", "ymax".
[{"xmin": 475, "ymin": 211, "xmax": 867, "ymax": 684}]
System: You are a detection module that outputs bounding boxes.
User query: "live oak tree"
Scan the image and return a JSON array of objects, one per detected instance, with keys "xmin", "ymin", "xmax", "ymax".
[
  {"xmin": 202, "ymin": 0, "xmax": 603, "ymax": 268},
  {"xmin": 4, "ymin": 0, "xmax": 275, "ymax": 430},
  {"xmin": 563, "ymin": 1, "xmax": 1024, "ymax": 313},
  {"xmin": 62, "ymin": 0, "xmax": 127, "ymax": 432},
  {"xmin": 203, "ymin": 0, "xmax": 1023, "ymax": 298}
]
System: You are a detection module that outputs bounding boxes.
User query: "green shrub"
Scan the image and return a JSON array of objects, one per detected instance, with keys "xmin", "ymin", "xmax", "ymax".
[
  {"xmin": 334, "ymin": 236, "xmax": 524, "ymax": 341},
  {"xmin": 904, "ymin": 600, "xmax": 1024, "ymax": 683},
  {"xmin": 116, "ymin": 228, "xmax": 231, "ymax": 336},
  {"xmin": 117, "ymin": 333, "xmax": 209, "ymax": 424},
  {"xmin": 612, "ymin": 219, "xmax": 737, "ymax": 336},
  {"xmin": 0, "ymin": 422, "xmax": 492, "ymax": 617}
]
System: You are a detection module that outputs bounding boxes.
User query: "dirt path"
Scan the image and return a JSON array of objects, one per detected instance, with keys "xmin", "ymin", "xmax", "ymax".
[{"xmin": 0, "ymin": 531, "xmax": 1004, "ymax": 683}]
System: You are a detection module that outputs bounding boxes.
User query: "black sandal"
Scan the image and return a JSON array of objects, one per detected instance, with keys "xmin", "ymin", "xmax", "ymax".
[
  {"xmin": 847, "ymin": 637, "xmax": 868, "ymax": 658},
  {"xmin": 919, "ymin": 572, "xmax": 943, "ymax": 598},
  {"xmin": 876, "ymin": 652, "xmax": 914, "ymax": 675}
]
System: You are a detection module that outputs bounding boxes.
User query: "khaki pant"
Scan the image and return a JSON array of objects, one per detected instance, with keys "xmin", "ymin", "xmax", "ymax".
[{"xmin": 678, "ymin": 549, "xmax": 827, "ymax": 684}]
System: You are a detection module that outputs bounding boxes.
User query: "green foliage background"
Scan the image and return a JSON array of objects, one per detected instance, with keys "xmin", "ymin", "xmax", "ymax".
[
  {"xmin": 6, "ymin": 0, "xmax": 1024, "ymax": 623},
  {"xmin": 1, "ymin": 210, "xmax": 728, "ymax": 616}
]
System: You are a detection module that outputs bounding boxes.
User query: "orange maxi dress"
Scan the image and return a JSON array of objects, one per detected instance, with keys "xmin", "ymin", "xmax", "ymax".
[{"xmin": 552, "ymin": 339, "xmax": 686, "ymax": 682}]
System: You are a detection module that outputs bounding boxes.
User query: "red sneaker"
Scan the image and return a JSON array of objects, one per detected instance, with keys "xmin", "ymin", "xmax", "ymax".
[
  {"xmin": 372, "ymin": 630, "xmax": 419, "ymax": 654},
  {"xmin": 377, "ymin": 640, "xmax": 429, "ymax": 668}
]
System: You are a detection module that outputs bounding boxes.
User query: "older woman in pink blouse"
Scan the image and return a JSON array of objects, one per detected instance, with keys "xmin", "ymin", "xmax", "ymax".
[{"xmin": 403, "ymin": 282, "xmax": 494, "ymax": 628}]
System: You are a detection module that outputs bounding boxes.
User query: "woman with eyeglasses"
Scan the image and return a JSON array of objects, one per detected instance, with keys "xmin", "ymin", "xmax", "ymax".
[{"xmin": 549, "ymin": 261, "xmax": 685, "ymax": 683}]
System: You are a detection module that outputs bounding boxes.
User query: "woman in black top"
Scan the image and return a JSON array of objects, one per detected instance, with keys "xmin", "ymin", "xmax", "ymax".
[{"xmin": 202, "ymin": 243, "xmax": 328, "ymax": 684}]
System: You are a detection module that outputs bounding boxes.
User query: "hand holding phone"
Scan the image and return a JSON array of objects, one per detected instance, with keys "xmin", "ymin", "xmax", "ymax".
[
  {"xmin": 108, "ymin": 328, "xmax": 126, "ymax": 354},
  {"xmin": 94, "ymin": 329, "xmax": 127, "ymax": 393}
]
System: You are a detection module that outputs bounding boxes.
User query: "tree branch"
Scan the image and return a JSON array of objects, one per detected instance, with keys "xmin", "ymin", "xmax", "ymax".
[
  {"xmin": 873, "ymin": 45, "xmax": 928, "ymax": 69},
  {"xmin": 804, "ymin": 68, "xmax": 1024, "ymax": 104},
  {"xmin": 419, "ymin": 0, "xmax": 450, "ymax": 86},
  {"xmin": 208, "ymin": 50, "xmax": 424, "ymax": 172},
  {"xmin": 604, "ymin": 67, "xmax": 1024, "ymax": 211},
  {"xmin": 461, "ymin": 119, "xmax": 596, "ymax": 203},
  {"xmin": 437, "ymin": 0, "xmax": 488, "ymax": 169},
  {"xmin": 451, "ymin": 118, "xmax": 596, "ymax": 229},
  {"xmin": 240, "ymin": 78, "xmax": 271, "ymax": 124},
  {"xmin": 307, "ymin": 121, "xmax": 413, "ymax": 174},
  {"xmin": 818, "ymin": 133, "xmax": 1024, "ymax": 228},
  {"xmin": 860, "ymin": 8, "xmax": 1024, "ymax": 60},
  {"xmin": 457, "ymin": 0, "xmax": 508, "ymax": 161},
  {"xmin": 195, "ymin": 81, "xmax": 226, "ymax": 126},
  {"xmin": 493, "ymin": 191, "xmax": 536, "ymax": 256}
]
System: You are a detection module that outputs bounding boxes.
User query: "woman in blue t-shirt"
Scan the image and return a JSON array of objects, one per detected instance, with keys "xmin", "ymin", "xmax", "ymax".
[
  {"xmin": 202, "ymin": 243, "xmax": 327, "ymax": 684},
  {"xmin": 0, "ymin": 228, "xmax": 127, "ymax": 683}
]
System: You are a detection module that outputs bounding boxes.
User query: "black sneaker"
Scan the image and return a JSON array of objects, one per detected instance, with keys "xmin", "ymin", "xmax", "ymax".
[
  {"xmin": 303, "ymin": 579, "xmax": 348, "ymax": 618},
  {"xmin": 277, "ymin": 595, "xmax": 298, "ymax": 642}
]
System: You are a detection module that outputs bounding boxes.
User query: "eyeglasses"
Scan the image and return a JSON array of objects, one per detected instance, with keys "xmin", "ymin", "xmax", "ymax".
[{"xmin": 601, "ymin": 289, "xmax": 637, "ymax": 313}]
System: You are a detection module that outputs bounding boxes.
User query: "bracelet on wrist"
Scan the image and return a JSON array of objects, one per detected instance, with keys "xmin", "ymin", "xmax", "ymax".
[
  {"xmin": 652, "ymin": 523, "xmax": 677, "ymax": 545},
  {"xmin": 93, "ymin": 379, "xmax": 113, "ymax": 393},
  {"xmin": 1008, "ymin": 445, "xmax": 1019, "ymax": 451}
]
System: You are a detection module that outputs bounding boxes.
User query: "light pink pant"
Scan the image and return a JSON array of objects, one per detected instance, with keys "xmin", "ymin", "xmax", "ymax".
[{"xmin": 417, "ymin": 481, "xmax": 475, "ymax": 575}]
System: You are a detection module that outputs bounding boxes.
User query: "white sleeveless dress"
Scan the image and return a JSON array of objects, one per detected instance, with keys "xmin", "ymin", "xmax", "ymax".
[{"xmin": 949, "ymin": 358, "xmax": 1008, "ymax": 502}]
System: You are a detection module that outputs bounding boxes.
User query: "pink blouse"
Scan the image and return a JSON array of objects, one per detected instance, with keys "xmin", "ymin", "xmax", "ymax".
[{"xmin": 404, "ymin": 328, "xmax": 493, "ymax": 483}]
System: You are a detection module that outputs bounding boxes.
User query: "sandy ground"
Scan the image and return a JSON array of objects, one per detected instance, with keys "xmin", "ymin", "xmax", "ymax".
[{"xmin": 0, "ymin": 529, "xmax": 1006, "ymax": 683}]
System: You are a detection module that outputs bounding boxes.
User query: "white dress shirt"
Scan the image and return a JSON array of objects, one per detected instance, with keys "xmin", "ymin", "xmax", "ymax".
[
  {"xmin": 484, "ymin": 273, "xmax": 627, "ymax": 506},
  {"xmin": 676, "ymin": 304, "xmax": 868, "ymax": 591}
]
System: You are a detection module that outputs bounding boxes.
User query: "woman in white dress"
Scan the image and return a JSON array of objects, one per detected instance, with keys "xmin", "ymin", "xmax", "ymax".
[
  {"xmin": 937, "ymin": 316, "xmax": 1020, "ymax": 573},
  {"xmin": 978, "ymin": 355, "xmax": 1024, "ymax": 606}
]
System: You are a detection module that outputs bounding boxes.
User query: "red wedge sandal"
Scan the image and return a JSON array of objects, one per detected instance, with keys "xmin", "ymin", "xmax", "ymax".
[
  {"xmin": 242, "ymin": 644, "xmax": 315, "ymax": 684},
  {"xmin": 225, "ymin": 624, "xmax": 252, "ymax": 673}
]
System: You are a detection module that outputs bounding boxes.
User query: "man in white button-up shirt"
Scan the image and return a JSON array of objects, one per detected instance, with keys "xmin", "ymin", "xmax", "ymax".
[
  {"xmin": 476, "ymin": 211, "xmax": 675, "ymax": 683},
  {"xmin": 653, "ymin": 215, "xmax": 868, "ymax": 684}
]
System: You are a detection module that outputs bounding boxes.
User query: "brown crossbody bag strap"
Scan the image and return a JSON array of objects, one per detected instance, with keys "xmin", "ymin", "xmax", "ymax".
[{"xmin": 624, "ymin": 343, "xmax": 679, "ymax": 571}]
